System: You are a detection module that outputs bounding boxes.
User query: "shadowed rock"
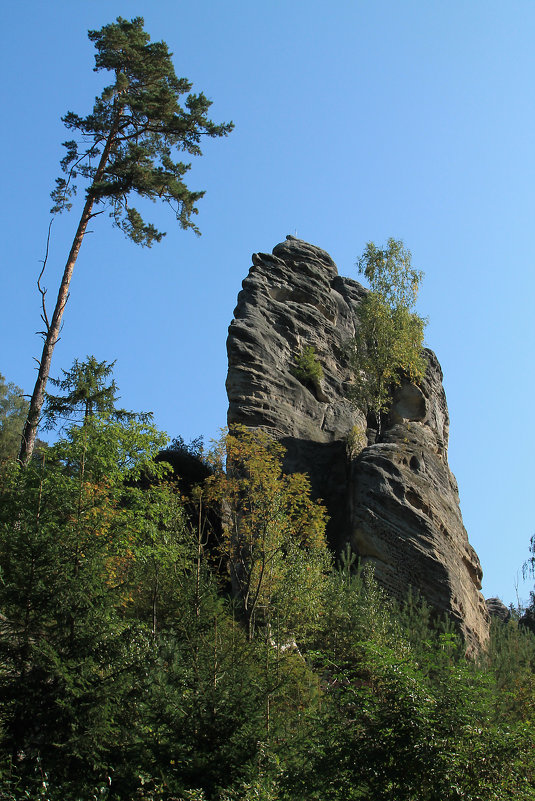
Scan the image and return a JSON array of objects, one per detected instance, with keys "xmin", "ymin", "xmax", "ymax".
[
  {"xmin": 226, "ymin": 235, "xmax": 489, "ymax": 651},
  {"xmin": 486, "ymin": 597, "xmax": 511, "ymax": 623}
]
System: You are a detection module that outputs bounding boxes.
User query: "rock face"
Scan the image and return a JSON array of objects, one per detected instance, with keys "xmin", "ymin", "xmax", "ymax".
[
  {"xmin": 226, "ymin": 236, "xmax": 489, "ymax": 651},
  {"xmin": 486, "ymin": 597, "xmax": 511, "ymax": 623}
]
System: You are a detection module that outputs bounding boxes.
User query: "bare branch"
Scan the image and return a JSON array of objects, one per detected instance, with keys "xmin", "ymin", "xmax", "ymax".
[{"xmin": 37, "ymin": 218, "xmax": 54, "ymax": 333}]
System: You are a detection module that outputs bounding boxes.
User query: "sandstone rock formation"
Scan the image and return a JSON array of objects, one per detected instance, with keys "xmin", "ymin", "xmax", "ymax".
[
  {"xmin": 486, "ymin": 597, "xmax": 511, "ymax": 623},
  {"xmin": 226, "ymin": 235, "xmax": 489, "ymax": 651}
]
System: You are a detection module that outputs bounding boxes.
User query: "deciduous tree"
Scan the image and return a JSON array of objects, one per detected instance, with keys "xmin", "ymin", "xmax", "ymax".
[
  {"xmin": 349, "ymin": 238, "xmax": 427, "ymax": 434},
  {"xmin": 0, "ymin": 373, "xmax": 28, "ymax": 461},
  {"xmin": 207, "ymin": 426, "xmax": 330, "ymax": 641}
]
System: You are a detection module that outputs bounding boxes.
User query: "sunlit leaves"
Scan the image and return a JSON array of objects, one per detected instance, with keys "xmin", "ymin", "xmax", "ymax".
[
  {"xmin": 349, "ymin": 238, "xmax": 427, "ymax": 425},
  {"xmin": 0, "ymin": 372, "xmax": 28, "ymax": 461},
  {"xmin": 206, "ymin": 425, "xmax": 330, "ymax": 640}
]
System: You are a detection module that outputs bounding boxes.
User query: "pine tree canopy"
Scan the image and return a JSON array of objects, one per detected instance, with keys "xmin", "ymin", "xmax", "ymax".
[
  {"xmin": 43, "ymin": 356, "xmax": 142, "ymax": 431},
  {"xmin": 50, "ymin": 16, "xmax": 234, "ymax": 244}
]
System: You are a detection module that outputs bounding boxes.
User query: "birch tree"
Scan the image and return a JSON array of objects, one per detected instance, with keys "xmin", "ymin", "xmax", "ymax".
[{"xmin": 349, "ymin": 238, "xmax": 427, "ymax": 434}]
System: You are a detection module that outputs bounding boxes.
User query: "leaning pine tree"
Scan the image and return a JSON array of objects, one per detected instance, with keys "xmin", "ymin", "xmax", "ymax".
[{"xmin": 19, "ymin": 16, "xmax": 233, "ymax": 465}]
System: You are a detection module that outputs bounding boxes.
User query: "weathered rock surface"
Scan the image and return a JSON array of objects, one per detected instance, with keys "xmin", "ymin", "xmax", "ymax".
[
  {"xmin": 226, "ymin": 235, "xmax": 489, "ymax": 651},
  {"xmin": 486, "ymin": 597, "xmax": 511, "ymax": 623}
]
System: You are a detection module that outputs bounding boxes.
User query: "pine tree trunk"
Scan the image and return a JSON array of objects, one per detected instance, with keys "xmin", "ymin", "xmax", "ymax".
[{"xmin": 19, "ymin": 113, "xmax": 121, "ymax": 466}]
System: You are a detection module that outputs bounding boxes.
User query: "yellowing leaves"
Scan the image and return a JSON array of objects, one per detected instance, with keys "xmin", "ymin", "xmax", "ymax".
[
  {"xmin": 206, "ymin": 426, "xmax": 330, "ymax": 639},
  {"xmin": 350, "ymin": 238, "xmax": 427, "ymax": 426}
]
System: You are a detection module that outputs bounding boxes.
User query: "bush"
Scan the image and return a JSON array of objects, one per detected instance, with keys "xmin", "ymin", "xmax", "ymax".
[{"xmin": 291, "ymin": 346, "xmax": 323, "ymax": 388}]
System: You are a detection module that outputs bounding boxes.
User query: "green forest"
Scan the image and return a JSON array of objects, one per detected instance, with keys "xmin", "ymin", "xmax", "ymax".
[
  {"xmin": 2, "ymin": 15, "xmax": 535, "ymax": 801},
  {"xmin": 1, "ymin": 366, "xmax": 535, "ymax": 799}
]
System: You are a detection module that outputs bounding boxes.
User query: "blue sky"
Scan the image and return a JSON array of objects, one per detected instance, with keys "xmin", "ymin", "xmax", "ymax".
[{"xmin": 2, "ymin": 1, "xmax": 534, "ymax": 605}]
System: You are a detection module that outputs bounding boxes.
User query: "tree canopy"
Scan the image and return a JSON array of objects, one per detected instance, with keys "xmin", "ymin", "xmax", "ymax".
[
  {"xmin": 43, "ymin": 355, "xmax": 141, "ymax": 431},
  {"xmin": 206, "ymin": 425, "xmax": 330, "ymax": 640},
  {"xmin": 51, "ymin": 16, "xmax": 233, "ymax": 243},
  {"xmin": 348, "ymin": 238, "xmax": 427, "ymax": 431},
  {"xmin": 0, "ymin": 373, "xmax": 28, "ymax": 462},
  {"xmin": 2, "ymin": 390, "xmax": 535, "ymax": 798}
]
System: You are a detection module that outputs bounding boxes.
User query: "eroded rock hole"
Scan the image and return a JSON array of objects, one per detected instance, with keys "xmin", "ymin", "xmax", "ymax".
[{"xmin": 410, "ymin": 455, "xmax": 421, "ymax": 472}]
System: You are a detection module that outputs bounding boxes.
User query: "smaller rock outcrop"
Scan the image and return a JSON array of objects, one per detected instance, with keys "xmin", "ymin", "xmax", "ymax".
[{"xmin": 485, "ymin": 597, "xmax": 511, "ymax": 623}]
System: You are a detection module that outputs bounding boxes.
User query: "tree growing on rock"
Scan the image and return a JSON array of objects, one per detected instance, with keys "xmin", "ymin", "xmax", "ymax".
[
  {"xmin": 19, "ymin": 16, "xmax": 233, "ymax": 465},
  {"xmin": 348, "ymin": 238, "xmax": 427, "ymax": 434}
]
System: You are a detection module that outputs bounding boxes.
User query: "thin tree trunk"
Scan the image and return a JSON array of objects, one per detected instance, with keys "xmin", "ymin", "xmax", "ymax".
[
  {"xmin": 151, "ymin": 570, "xmax": 158, "ymax": 637},
  {"xmin": 195, "ymin": 497, "xmax": 202, "ymax": 618},
  {"xmin": 19, "ymin": 110, "xmax": 121, "ymax": 465},
  {"xmin": 265, "ymin": 626, "xmax": 271, "ymax": 735}
]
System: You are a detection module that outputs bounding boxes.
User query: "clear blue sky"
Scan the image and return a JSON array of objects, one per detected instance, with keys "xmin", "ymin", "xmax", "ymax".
[{"xmin": 2, "ymin": 1, "xmax": 534, "ymax": 606}]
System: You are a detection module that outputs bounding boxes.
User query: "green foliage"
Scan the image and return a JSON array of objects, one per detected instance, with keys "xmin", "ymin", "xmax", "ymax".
[
  {"xmin": 288, "ymin": 565, "xmax": 535, "ymax": 801},
  {"xmin": 349, "ymin": 238, "xmax": 427, "ymax": 427},
  {"xmin": 358, "ymin": 238, "xmax": 423, "ymax": 308},
  {"xmin": 206, "ymin": 425, "xmax": 331, "ymax": 641},
  {"xmin": 346, "ymin": 423, "xmax": 367, "ymax": 457},
  {"xmin": 51, "ymin": 16, "xmax": 233, "ymax": 242},
  {"xmin": 43, "ymin": 355, "xmax": 139, "ymax": 431},
  {"xmin": 0, "ymin": 373, "xmax": 28, "ymax": 461},
  {"xmin": 0, "ymin": 420, "xmax": 166, "ymax": 795},
  {"xmin": 2, "ymin": 395, "xmax": 535, "ymax": 798},
  {"xmin": 484, "ymin": 615, "xmax": 535, "ymax": 722},
  {"xmin": 290, "ymin": 345, "xmax": 324, "ymax": 389}
]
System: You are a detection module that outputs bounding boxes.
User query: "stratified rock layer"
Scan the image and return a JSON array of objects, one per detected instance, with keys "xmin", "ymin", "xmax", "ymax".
[
  {"xmin": 486, "ymin": 598, "xmax": 511, "ymax": 623},
  {"xmin": 226, "ymin": 236, "xmax": 489, "ymax": 651}
]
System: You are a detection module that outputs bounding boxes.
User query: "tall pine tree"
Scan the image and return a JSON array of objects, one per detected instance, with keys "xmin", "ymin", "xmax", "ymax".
[{"xmin": 19, "ymin": 17, "xmax": 233, "ymax": 464}]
